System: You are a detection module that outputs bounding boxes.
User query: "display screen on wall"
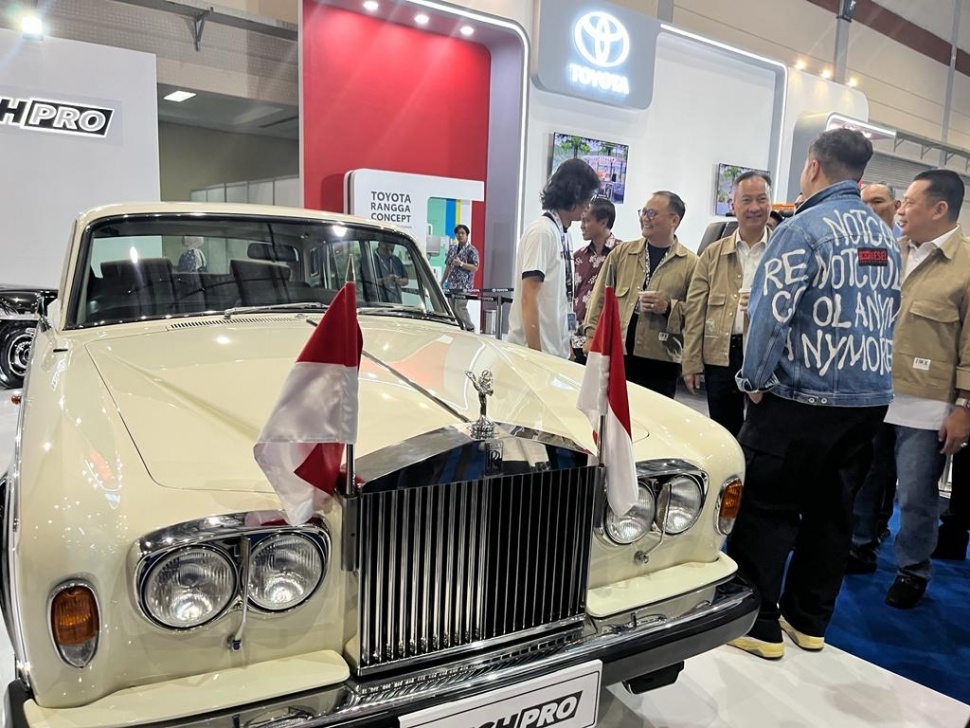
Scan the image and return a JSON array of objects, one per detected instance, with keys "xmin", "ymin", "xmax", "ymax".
[
  {"xmin": 551, "ymin": 133, "xmax": 629, "ymax": 204},
  {"xmin": 715, "ymin": 163, "xmax": 771, "ymax": 216}
]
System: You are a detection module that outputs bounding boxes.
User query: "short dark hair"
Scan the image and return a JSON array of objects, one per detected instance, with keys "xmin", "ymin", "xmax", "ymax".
[
  {"xmin": 808, "ymin": 128, "xmax": 873, "ymax": 182},
  {"xmin": 734, "ymin": 170, "xmax": 772, "ymax": 189},
  {"xmin": 453, "ymin": 224, "xmax": 470, "ymax": 236},
  {"xmin": 541, "ymin": 159, "xmax": 601, "ymax": 211},
  {"xmin": 913, "ymin": 169, "xmax": 965, "ymax": 221},
  {"xmin": 587, "ymin": 197, "xmax": 616, "ymax": 228},
  {"xmin": 654, "ymin": 190, "xmax": 686, "ymax": 221}
]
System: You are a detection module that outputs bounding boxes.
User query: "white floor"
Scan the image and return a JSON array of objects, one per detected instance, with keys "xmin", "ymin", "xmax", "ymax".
[{"xmin": 0, "ymin": 391, "xmax": 967, "ymax": 728}]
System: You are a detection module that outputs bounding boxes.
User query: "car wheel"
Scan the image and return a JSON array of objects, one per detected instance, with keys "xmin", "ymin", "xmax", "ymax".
[{"xmin": 0, "ymin": 324, "xmax": 36, "ymax": 389}]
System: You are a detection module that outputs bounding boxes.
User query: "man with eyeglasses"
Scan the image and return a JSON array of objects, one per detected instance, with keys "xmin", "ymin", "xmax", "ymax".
[
  {"xmin": 583, "ymin": 191, "xmax": 697, "ymax": 397},
  {"xmin": 683, "ymin": 171, "xmax": 772, "ymax": 436}
]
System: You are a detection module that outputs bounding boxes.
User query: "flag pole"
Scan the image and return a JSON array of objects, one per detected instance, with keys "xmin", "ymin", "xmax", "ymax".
[{"xmin": 343, "ymin": 252, "xmax": 358, "ymax": 497}]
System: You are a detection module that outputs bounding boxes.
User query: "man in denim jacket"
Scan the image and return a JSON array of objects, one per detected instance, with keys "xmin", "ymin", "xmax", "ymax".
[{"xmin": 727, "ymin": 128, "xmax": 901, "ymax": 660}]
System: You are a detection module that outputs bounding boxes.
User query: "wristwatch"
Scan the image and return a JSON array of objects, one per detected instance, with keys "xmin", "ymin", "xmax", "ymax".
[{"xmin": 955, "ymin": 397, "xmax": 970, "ymax": 409}]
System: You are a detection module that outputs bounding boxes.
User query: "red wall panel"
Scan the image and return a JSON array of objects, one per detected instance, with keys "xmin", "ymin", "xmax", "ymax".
[{"xmin": 302, "ymin": 3, "xmax": 491, "ymax": 283}]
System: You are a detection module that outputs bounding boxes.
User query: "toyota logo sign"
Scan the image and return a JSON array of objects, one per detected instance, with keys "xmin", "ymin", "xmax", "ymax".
[{"xmin": 573, "ymin": 12, "xmax": 630, "ymax": 69}]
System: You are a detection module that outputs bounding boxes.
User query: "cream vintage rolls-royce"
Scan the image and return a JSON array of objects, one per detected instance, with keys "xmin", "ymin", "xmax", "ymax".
[{"xmin": 0, "ymin": 203, "xmax": 756, "ymax": 728}]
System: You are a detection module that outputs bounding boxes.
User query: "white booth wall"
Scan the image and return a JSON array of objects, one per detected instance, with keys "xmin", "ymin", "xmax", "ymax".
[
  {"xmin": 524, "ymin": 26, "xmax": 870, "ymax": 257},
  {"xmin": 447, "ymin": 0, "xmax": 871, "ymax": 276},
  {"xmin": 0, "ymin": 30, "xmax": 159, "ymax": 288}
]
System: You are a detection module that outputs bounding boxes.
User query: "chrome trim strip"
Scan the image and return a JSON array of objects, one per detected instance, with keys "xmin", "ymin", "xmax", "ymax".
[
  {"xmin": 131, "ymin": 513, "xmax": 331, "ymax": 630},
  {"xmin": 353, "ymin": 424, "xmax": 588, "ymax": 485},
  {"xmin": 134, "ymin": 578, "xmax": 754, "ymax": 728}
]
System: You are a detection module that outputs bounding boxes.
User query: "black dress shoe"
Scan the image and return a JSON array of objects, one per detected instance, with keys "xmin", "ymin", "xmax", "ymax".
[
  {"xmin": 931, "ymin": 525, "xmax": 969, "ymax": 561},
  {"xmin": 885, "ymin": 574, "xmax": 927, "ymax": 609},
  {"xmin": 845, "ymin": 552, "xmax": 877, "ymax": 574}
]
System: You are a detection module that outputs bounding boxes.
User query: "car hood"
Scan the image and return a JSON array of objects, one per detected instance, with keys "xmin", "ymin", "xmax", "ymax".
[{"xmin": 83, "ymin": 317, "xmax": 645, "ymax": 493}]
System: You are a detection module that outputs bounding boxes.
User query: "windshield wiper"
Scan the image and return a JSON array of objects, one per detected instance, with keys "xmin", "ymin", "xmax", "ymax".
[
  {"xmin": 358, "ymin": 305, "xmax": 456, "ymax": 322},
  {"xmin": 223, "ymin": 302, "xmax": 330, "ymax": 320}
]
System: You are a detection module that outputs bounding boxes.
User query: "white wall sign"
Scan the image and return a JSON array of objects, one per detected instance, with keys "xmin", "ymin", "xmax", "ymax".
[
  {"xmin": 532, "ymin": 0, "xmax": 660, "ymax": 109},
  {"xmin": 0, "ymin": 95, "xmax": 115, "ymax": 137},
  {"xmin": 0, "ymin": 30, "xmax": 159, "ymax": 288},
  {"xmin": 346, "ymin": 168, "xmax": 485, "ymax": 252}
]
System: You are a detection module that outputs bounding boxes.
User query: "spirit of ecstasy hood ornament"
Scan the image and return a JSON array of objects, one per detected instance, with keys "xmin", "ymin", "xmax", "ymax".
[{"xmin": 465, "ymin": 369, "xmax": 495, "ymax": 439}]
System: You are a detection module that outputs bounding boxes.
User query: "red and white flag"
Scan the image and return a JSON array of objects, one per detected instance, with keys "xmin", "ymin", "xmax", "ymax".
[
  {"xmin": 576, "ymin": 286, "xmax": 638, "ymax": 516},
  {"xmin": 254, "ymin": 282, "xmax": 363, "ymax": 524}
]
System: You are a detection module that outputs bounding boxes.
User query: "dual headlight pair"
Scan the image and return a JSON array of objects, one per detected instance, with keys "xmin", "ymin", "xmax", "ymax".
[
  {"xmin": 140, "ymin": 532, "xmax": 327, "ymax": 630},
  {"xmin": 604, "ymin": 475, "xmax": 703, "ymax": 545}
]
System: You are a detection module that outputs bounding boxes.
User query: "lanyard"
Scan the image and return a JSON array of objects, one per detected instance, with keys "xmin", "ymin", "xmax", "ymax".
[
  {"xmin": 642, "ymin": 244, "xmax": 669, "ymax": 290},
  {"xmin": 543, "ymin": 211, "xmax": 574, "ymax": 303}
]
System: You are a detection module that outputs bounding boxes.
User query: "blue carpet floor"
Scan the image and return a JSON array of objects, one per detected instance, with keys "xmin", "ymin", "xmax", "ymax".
[{"xmin": 826, "ymin": 510, "xmax": 970, "ymax": 706}]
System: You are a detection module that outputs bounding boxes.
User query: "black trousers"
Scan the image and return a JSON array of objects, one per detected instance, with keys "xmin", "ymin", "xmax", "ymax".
[
  {"xmin": 703, "ymin": 335, "xmax": 745, "ymax": 437},
  {"xmin": 624, "ymin": 354, "xmax": 679, "ymax": 399},
  {"xmin": 850, "ymin": 422, "xmax": 897, "ymax": 561},
  {"xmin": 727, "ymin": 394, "xmax": 887, "ymax": 641}
]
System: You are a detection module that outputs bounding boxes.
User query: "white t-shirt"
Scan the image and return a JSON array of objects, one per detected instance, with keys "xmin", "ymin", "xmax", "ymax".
[{"xmin": 508, "ymin": 214, "xmax": 571, "ymax": 358}]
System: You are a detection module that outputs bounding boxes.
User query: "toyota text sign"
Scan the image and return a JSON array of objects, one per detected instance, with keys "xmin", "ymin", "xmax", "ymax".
[
  {"xmin": 533, "ymin": 0, "xmax": 660, "ymax": 109},
  {"xmin": 0, "ymin": 96, "xmax": 114, "ymax": 137}
]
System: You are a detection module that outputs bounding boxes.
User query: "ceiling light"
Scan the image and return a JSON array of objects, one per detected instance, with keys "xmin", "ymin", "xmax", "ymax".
[
  {"xmin": 363, "ymin": 0, "xmax": 379, "ymax": 11},
  {"xmin": 20, "ymin": 13, "xmax": 43, "ymax": 38},
  {"xmin": 848, "ymin": 77, "xmax": 859, "ymax": 87},
  {"xmin": 794, "ymin": 59, "xmax": 806, "ymax": 71},
  {"xmin": 414, "ymin": 13, "xmax": 430, "ymax": 25},
  {"xmin": 820, "ymin": 68, "xmax": 832, "ymax": 80},
  {"xmin": 460, "ymin": 25, "xmax": 474, "ymax": 36},
  {"xmin": 164, "ymin": 90, "xmax": 196, "ymax": 103}
]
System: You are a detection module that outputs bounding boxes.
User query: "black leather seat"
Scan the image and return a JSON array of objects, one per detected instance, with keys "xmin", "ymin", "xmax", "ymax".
[
  {"xmin": 92, "ymin": 258, "xmax": 178, "ymax": 321},
  {"xmin": 230, "ymin": 259, "xmax": 292, "ymax": 306}
]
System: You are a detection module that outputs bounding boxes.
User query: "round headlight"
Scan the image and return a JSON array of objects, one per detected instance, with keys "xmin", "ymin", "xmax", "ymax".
[
  {"xmin": 143, "ymin": 547, "xmax": 237, "ymax": 629},
  {"xmin": 605, "ymin": 485, "xmax": 656, "ymax": 545},
  {"xmin": 249, "ymin": 533, "xmax": 324, "ymax": 612},
  {"xmin": 656, "ymin": 476, "xmax": 703, "ymax": 534}
]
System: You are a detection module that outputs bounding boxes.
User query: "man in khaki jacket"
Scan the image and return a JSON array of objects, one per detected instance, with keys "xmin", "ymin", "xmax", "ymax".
[
  {"xmin": 682, "ymin": 171, "xmax": 771, "ymax": 435},
  {"xmin": 851, "ymin": 169, "xmax": 970, "ymax": 609},
  {"xmin": 583, "ymin": 191, "xmax": 698, "ymax": 398}
]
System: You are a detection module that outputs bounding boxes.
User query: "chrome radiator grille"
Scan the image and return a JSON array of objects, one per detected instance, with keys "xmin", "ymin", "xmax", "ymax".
[{"xmin": 357, "ymin": 466, "xmax": 597, "ymax": 673}]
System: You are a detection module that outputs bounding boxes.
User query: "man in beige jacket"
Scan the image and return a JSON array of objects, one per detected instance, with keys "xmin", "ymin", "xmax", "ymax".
[
  {"xmin": 850, "ymin": 168, "xmax": 970, "ymax": 609},
  {"xmin": 583, "ymin": 191, "xmax": 698, "ymax": 398},
  {"xmin": 682, "ymin": 171, "xmax": 771, "ymax": 435}
]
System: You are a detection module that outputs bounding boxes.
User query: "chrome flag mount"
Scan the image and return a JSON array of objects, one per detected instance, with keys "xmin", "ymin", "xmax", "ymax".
[
  {"xmin": 254, "ymin": 281, "xmax": 363, "ymax": 524},
  {"xmin": 576, "ymin": 285, "xmax": 638, "ymax": 517}
]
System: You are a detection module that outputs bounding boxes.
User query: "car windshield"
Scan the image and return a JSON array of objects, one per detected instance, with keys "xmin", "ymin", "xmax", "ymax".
[{"xmin": 68, "ymin": 215, "xmax": 455, "ymax": 328}]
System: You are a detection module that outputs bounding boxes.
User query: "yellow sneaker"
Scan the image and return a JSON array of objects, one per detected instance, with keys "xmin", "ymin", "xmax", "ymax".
[
  {"xmin": 780, "ymin": 619, "xmax": 825, "ymax": 651},
  {"xmin": 727, "ymin": 635, "xmax": 785, "ymax": 660}
]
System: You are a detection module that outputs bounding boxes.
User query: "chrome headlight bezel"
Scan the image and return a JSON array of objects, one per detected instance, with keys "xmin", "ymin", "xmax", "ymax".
[
  {"xmin": 247, "ymin": 532, "xmax": 327, "ymax": 613},
  {"xmin": 132, "ymin": 513, "xmax": 331, "ymax": 631},
  {"xmin": 139, "ymin": 545, "xmax": 239, "ymax": 631},
  {"xmin": 655, "ymin": 474, "xmax": 704, "ymax": 535},
  {"xmin": 604, "ymin": 484, "xmax": 657, "ymax": 545}
]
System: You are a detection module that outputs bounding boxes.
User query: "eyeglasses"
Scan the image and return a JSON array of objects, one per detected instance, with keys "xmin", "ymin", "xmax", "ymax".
[{"xmin": 639, "ymin": 209, "xmax": 673, "ymax": 220}]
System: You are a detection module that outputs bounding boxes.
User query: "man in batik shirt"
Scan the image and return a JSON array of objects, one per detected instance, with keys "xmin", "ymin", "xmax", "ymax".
[{"xmin": 572, "ymin": 197, "xmax": 618, "ymax": 363}]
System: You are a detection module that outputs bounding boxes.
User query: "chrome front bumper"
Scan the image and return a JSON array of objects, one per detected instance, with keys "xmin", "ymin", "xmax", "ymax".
[{"xmin": 9, "ymin": 577, "xmax": 757, "ymax": 728}]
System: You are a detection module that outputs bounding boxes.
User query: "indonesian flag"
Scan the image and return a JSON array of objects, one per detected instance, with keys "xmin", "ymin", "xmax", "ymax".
[
  {"xmin": 254, "ymin": 282, "xmax": 363, "ymax": 524},
  {"xmin": 576, "ymin": 286, "xmax": 639, "ymax": 516}
]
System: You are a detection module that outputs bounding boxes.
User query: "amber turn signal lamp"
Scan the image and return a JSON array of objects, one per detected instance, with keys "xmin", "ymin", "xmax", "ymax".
[
  {"xmin": 50, "ymin": 584, "xmax": 100, "ymax": 667},
  {"xmin": 10, "ymin": 393, "xmax": 21, "ymax": 406},
  {"xmin": 717, "ymin": 478, "xmax": 744, "ymax": 535}
]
